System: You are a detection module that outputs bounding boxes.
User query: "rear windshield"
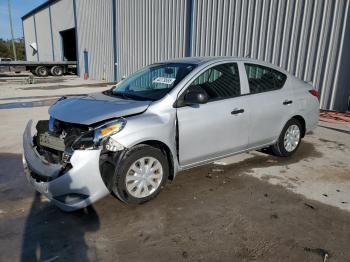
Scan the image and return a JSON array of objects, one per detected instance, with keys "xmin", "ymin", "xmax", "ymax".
[{"xmin": 111, "ymin": 63, "xmax": 196, "ymax": 101}]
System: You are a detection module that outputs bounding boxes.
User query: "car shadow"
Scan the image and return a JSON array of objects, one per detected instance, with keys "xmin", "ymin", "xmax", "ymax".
[
  {"xmin": 212, "ymin": 141, "xmax": 323, "ymax": 175},
  {"xmin": 0, "ymin": 153, "xmax": 101, "ymax": 261},
  {"xmin": 20, "ymin": 191, "xmax": 100, "ymax": 262}
]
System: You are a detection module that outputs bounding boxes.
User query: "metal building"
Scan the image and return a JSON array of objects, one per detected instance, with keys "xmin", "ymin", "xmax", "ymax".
[{"xmin": 22, "ymin": 0, "xmax": 350, "ymax": 111}]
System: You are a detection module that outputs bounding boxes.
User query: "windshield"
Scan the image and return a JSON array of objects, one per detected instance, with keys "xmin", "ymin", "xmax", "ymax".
[{"xmin": 111, "ymin": 63, "xmax": 196, "ymax": 101}]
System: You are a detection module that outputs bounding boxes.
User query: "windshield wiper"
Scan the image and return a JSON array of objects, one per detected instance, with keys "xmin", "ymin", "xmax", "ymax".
[
  {"xmin": 105, "ymin": 90, "xmax": 134, "ymax": 100},
  {"xmin": 113, "ymin": 92, "xmax": 152, "ymax": 101},
  {"xmin": 111, "ymin": 91, "xmax": 133, "ymax": 100}
]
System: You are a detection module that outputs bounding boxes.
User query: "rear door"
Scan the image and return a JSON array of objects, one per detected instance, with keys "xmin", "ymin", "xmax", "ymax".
[
  {"xmin": 241, "ymin": 63, "xmax": 294, "ymax": 148},
  {"xmin": 176, "ymin": 62, "xmax": 249, "ymax": 167}
]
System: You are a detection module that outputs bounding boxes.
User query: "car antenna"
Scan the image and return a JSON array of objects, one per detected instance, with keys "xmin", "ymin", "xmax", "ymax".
[{"xmin": 304, "ymin": 78, "xmax": 314, "ymax": 85}]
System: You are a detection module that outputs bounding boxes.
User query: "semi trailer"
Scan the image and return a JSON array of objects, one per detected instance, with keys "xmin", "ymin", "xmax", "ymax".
[{"xmin": 0, "ymin": 59, "xmax": 77, "ymax": 77}]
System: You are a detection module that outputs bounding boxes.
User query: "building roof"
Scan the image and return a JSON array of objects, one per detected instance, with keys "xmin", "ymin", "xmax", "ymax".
[{"xmin": 21, "ymin": 0, "xmax": 59, "ymax": 20}]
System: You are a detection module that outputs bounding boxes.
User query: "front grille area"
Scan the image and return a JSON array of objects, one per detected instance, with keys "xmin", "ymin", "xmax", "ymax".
[
  {"xmin": 28, "ymin": 162, "xmax": 73, "ymax": 183},
  {"xmin": 34, "ymin": 119, "xmax": 90, "ymax": 165},
  {"xmin": 30, "ymin": 170, "xmax": 53, "ymax": 183}
]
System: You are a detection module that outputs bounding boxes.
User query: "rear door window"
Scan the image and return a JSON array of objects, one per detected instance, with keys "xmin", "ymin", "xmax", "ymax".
[{"xmin": 244, "ymin": 63, "xmax": 287, "ymax": 94}]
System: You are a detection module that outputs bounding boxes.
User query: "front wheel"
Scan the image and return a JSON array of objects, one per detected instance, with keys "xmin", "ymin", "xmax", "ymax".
[
  {"xmin": 271, "ymin": 118, "xmax": 302, "ymax": 157},
  {"xmin": 112, "ymin": 145, "xmax": 168, "ymax": 204}
]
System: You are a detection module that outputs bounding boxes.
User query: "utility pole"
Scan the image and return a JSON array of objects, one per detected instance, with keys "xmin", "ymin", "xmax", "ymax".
[{"xmin": 8, "ymin": 0, "xmax": 17, "ymax": 60}]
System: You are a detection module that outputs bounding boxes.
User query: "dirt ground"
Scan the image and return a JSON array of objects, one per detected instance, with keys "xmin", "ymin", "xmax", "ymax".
[
  {"xmin": 0, "ymin": 79, "xmax": 349, "ymax": 261},
  {"xmin": 0, "ymin": 140, "xmax": 349, "ymax": 262}
]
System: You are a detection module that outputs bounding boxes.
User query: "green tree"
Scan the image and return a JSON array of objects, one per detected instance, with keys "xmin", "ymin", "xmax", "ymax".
[
  {"xmin": 0, "ymin": 39, "xmax": 11, "ymax": 58},
  {"xmin": 0, "ymin": 38, "xmax": 25, "ymax": 60},
  {"xmin": 14, "ymin": 39, "xmax": 25, "ymax": 60}
]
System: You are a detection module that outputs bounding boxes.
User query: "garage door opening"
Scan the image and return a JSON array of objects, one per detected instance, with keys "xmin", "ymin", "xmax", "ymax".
[{"xmin": 60, "ymin": 28, "xmax": 77, "ymax": 61}]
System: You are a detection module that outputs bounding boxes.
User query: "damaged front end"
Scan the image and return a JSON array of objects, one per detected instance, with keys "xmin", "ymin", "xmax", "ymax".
[
  {"xmin": 23, "ymin": 117, "xmax": 126, "ymax": 211},
  {"xmin": 34, "ymin": 118, "xmax": 90, "ymax": 174}
]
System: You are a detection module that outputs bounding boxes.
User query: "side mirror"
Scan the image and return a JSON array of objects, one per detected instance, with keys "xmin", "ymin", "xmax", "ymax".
[{"xmin": 184, "ymin": 89, "xmax": 208, "ymax": 105}]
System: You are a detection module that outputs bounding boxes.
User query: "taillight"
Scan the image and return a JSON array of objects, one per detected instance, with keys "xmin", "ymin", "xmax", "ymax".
[{"xmin": 309, "ymin": 89, "xmax": 320, "ymax": 101}]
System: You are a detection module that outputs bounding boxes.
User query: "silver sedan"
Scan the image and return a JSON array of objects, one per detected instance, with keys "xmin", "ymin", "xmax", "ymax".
[{"xmin": 23, "ymin": 57, "xmax": 320, "ymax": 211}]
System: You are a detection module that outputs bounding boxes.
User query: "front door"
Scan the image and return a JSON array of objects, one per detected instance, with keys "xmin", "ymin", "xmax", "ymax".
[{"xmin": 176, "ymin": 62, "xmax": 249, "ymax": 167}]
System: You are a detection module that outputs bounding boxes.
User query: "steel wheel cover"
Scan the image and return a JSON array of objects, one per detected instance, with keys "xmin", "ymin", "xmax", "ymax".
[
  {"xmin": 125, "ymin": 156, "xmax": 163, "ymax": 198},
  {"xmin": 284, "ymin": 124, "xmax": 300, "ymax": 152}
]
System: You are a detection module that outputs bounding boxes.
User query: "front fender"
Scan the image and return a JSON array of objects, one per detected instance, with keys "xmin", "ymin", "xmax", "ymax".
[{"xmin": 110, "ymin": 111, "xmax": 179, "ymax": 173}]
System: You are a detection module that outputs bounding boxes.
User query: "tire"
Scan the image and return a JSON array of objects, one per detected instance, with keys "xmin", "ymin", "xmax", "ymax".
[
  {"xmin": 50, "ymin": 65, "xmax": 63, "ymax": 76},
  {"xmin": 35, "ymin": 66, "xmax": 48, "ymax": 77},
  {"xmin": 271, "ymin": 118, "xmax": 302, "ymax": 157},
  {"xmin": 112, "ymin": 144, "xmax": 169, "ymax": 204}
]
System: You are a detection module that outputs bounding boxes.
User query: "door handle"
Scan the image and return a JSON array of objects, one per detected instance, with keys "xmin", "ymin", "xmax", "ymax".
[
  {"xmin": 231, "ymin": 108, "xmax": 244, "ymax": 115},
  {"xmin": 283, "ymin": 100, "xmax": 293, "ymax": 105}
]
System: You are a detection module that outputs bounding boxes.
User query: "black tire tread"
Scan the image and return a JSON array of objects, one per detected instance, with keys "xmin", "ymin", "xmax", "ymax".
[
  {"xmin": 112, "ymin": 144, "xmax": 168, "ymax": 205},
  {"xmin": 35, "ymin": 66, "xmax": 48, "ymax": 77},
  {"xmin": 50, "ymin": 65, "xmax": 63, "ymax": 76},
  {"xmin": 272, "ymin": 118, "xmax": 302, "ymax": 157}
]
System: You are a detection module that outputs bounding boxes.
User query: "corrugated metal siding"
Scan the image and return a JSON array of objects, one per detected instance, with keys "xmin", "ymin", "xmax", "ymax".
[
  {"xmin": 21, "ymin": 0, "xmax": 350, "ymax": 110},
  {"xmin": 23, "ymin": 17, "xmax": 37, "ymax": 62},
  {"xmin": 192, "ymin": 0, "xmax": 350, "ymax": 111},
  {"xmin": 76, "ymin": 0, "xmax": 114, "ymax": 81},
  {"xmin": 116, "ymin": 0, "xmax": 188, "ymax": 80},
  {"xmin": 50, "ymin": 0, "xmax": 75, "ymax": 61},
  {"xmin": 35, "ymin": 7, "xmax": 53, "ymax": 61}
]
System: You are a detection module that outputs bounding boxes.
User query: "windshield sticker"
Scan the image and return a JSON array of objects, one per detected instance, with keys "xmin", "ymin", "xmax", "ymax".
[{"xmin": 153, "ymin": 77, "xmax": 176, "ymax": 85}]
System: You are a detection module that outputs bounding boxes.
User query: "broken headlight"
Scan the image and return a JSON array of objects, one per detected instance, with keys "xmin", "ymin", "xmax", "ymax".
[
  {"xmin": 71, "ymin": 130, "xmax": 95, "ymax": 150},
  {"xmin": 71, "ymin": 118, "xmax": 126, "ymax": 150},
  {"xmin": 93, "ymin": 118, "xmax": 126, "ymax": 143}
]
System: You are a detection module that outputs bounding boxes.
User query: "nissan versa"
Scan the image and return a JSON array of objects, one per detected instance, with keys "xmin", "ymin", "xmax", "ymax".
[{"xmin": 23, "ymin": 57, "xmax": 319, "ymax": 211}]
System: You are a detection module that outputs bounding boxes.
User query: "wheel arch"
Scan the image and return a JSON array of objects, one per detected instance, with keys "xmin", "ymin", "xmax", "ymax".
[
  {"xmin": 291, "ymin": 115, "xmax": 306, "ymax": 137},
  {"xmin": 132, "ymin": 140, "xmax": 176, "ymax": 180}
]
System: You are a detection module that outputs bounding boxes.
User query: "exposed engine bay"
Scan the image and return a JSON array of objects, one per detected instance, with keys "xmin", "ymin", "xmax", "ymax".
[{"xmin": 34, "ymin": 119, "xmax": 93, "ymax": 165}]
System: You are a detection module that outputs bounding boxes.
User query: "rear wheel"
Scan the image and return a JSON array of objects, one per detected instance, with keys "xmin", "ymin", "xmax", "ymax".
[
  {"xmin": 112, "ymin": 145, "xmax": 168, "ymax": 204},
  {"xmin": 35, "ymin": 66, "xmax": 48, "ymax": 77},
  {"xmin": 271, "ymin": 118, "xmax": 302, "ymax": 157},
  {"xmin": 50, "ymin": 65, "xmax": 63, "ymax": 76}
]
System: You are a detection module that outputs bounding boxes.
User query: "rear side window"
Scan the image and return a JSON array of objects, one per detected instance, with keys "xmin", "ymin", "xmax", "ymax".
[
  {"xmin": 244, "ymin": 63, "xmax": 287, "ymax": 94},
  {"xmin": 188, "ymin": 63, "xmax": 241, "ymax": 101}
]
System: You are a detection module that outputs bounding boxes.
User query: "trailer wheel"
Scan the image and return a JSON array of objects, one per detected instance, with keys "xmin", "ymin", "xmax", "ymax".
[
  {"xmin": 35, "ymin": 66, "xmax": 49, "ymax": 77},
  {"xmin": 50, "ymin": 66, "xmax": 63, "ymax": 76}
]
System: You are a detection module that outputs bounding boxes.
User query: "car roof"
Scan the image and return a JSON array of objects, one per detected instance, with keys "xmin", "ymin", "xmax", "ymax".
[
  {"xmin": 163, "ymin": 56, "xmax": 242, "ymax": 65},
  {"xmin": 161, "ymin": 56, "xmax": 289, "ymax": 74}
]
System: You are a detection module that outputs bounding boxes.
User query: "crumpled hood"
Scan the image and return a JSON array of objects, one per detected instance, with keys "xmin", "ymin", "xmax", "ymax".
[{"xmin": 48, "ymin": 92, "xmax": 151, "ymax": 125}]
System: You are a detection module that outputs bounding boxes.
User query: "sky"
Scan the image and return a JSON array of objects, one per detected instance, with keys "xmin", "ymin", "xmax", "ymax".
[{"xmin": 0, "ymin": 0, "xmax": 46, "ymax": 40}]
